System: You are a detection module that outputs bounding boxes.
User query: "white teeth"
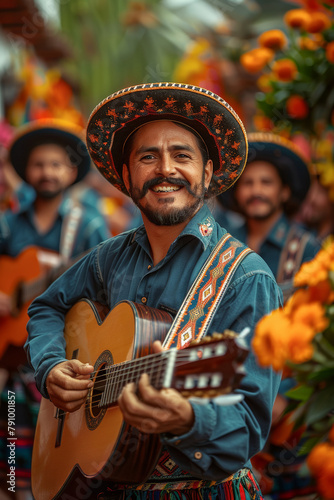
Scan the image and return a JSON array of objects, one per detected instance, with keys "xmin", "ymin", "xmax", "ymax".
[{"xmin": 152, "ymin": 185, "xmax": 180, "ymax": 192}]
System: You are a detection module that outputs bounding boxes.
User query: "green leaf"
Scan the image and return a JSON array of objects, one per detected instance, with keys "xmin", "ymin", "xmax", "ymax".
[
  {"xmin": 306, "ymin": 385, "xmax": 334, "ymax": 425},
  {"xmin": 308, "ymin": 364, "xmax": 334, "ymax": 382},
  {"xmin": 298, "ymin": 435, "xmax": 322, "ymax": 456},
  {"xmin": 285, "ymin": 385, "xmax": 314, "ymax": 401}
]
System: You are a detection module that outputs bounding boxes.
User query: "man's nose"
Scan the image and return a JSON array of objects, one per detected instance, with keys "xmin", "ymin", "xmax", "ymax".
[{"xmin": 155, "ymin": 155, "xmax": 176, "ymax": 176}]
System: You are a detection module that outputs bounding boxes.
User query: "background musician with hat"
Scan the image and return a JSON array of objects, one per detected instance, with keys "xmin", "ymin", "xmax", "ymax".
[
  {"xmin": 0, "ymin": 119, "xmax": 110, "ymax": 499},
  {"xmin": 218, "ymin": 132, "xmax": 321, "ymax": 304}
]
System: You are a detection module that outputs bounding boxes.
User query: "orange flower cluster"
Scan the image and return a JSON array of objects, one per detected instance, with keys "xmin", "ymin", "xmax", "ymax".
[
  {"xmin": 253, "ymin": 242, "xmax": 334, "ymax": 372},
  {"xmin": 307, "ymin": 425, "xmax": 334, "ymax": 500},
  {"xmin": 253, "ymin": 300, "xmax": 328, "ymax": 371},
  {"xmin": 239, "ymin": 47, "xmax": 274, "ymax": 74},
  {"xmin": 240, "ymin": 3, "xmax": 334, "ymax": 139},
  {"xmin": 294, "ymin": 242, "xmax": 334, "ymax": 289}
]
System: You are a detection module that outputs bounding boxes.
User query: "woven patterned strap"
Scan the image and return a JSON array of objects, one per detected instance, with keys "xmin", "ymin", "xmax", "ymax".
[
  {"xmin": 59, "ymin": 201, "xmax": 83, "ymax": 262},
  {"xmin": 163, "ymin": 233, "xmax": 252, "ymax": 350}
]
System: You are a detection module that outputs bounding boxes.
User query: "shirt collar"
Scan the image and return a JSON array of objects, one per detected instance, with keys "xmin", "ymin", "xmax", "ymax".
[
  {"xmin": 266, "ymin": 214, "xmax": 290, "ymax": 249},
  {"xmin": 18, "ymin": 196, "xmax": 68, "ymax": 219},
  {"xmin": 131, "ymin": 204, "xmax": 217, "ymax": 252}
]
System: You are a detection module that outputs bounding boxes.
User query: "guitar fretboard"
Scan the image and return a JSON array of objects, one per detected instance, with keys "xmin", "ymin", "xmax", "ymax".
[{"xmin": 98, "ymin": 351, "xmax": 172, "ymax": 408}]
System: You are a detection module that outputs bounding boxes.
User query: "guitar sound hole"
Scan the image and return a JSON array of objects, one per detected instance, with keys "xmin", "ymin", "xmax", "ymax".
[
  {"xmin": 86, "ymin": 349, "xmax": 113, "ymax": 430},
  {"xmin": 91, "ymin": 363, "xmax": 107, "ymax": 417}
]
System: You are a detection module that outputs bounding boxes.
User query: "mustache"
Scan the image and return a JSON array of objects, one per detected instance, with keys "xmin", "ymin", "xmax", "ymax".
[
  {"xmin": 138, "ymin": 177, "xmax": 201, "ymax": 199},
  {"xmin": 245, "ymin": 196, "xmax": 271, "ymax": 206}
]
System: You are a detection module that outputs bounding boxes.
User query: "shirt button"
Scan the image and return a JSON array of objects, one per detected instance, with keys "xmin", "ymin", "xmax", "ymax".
[
  {"xmin": 194, "ymin": 451, "xmax": 202, "ymax": 460},
  {"xmin": 174, "ymin": 440, "xmax": 181, "ymax": 446},
  {"xmin": 141, "ymin": 297, "xmax": 147, "ymax": 304},
  {"xmin": 147, "ymin": 264, "xmax": 152, "ymax": 270}
]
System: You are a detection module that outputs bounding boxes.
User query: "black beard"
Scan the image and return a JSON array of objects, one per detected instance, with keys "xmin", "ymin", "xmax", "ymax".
[
  {"xmin": 35, "ymin": 188, "xmax": 63, "ymax": 200},
  {"xmin": 129, "ymin": 176, "xmax": 205, "ymax": 226},
  {"xmin": 243, "ymin": 197, "xmax": 277, "ymax": 221}
]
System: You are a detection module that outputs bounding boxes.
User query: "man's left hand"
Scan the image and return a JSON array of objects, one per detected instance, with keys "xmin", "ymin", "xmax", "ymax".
[
  {"xmin": 117, "ymin": 340, "xmax": 194, "ymax": 436},
  {"xmin": 118, "ymin": 372, "xmax": 195, "ymax": 436}
]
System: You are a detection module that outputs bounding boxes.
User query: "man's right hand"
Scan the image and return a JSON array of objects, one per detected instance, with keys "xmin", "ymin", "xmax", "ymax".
[{"xmin": 46, "ymin": 360, "xmax": 94, "ymax": 413}]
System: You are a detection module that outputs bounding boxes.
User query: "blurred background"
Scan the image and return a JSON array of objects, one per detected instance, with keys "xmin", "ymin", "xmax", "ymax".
[{"xmin": 0, "ymin": 0, "xmax": 309, "ymax": 127}]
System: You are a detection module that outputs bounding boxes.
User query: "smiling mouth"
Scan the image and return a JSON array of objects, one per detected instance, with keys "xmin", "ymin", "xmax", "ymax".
[{"xmin": 151, "ymin": 185, "xmax": 182, "ymax": 193}]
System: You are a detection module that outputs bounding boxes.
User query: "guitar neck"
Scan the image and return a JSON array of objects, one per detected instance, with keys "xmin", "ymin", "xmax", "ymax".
[{"xmin": 99, "ymin": 351, "xmax": 171, "ymax": 408}]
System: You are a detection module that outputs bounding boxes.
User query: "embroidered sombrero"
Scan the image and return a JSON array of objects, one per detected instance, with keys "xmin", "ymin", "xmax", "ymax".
[
  {"xmin": 218, "ymin": 131, "xmax": 311, "ymax": 210},
  {"xmin": 86, "ymin": 82, "xmax": 248, "ymax": 197},
  {"xmin": 9, "ymin": 118, "xmax": 91, "ymax": 184}
]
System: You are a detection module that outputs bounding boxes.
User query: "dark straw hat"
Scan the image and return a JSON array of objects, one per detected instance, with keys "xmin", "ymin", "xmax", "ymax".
[
  {"xmin": 86, "ymin": 82, "xmax": 248, "ymax": 197},
  {"xmin": 9, "ymin": 119, "xmax": 91, "ymax": 184},
  {"xmin": 218, "ymin": 131, "xmax": 311, "ymax": 210},
  {"xmin": 246, "ymin": 132, "xmax": 311, "ymax": 202}
]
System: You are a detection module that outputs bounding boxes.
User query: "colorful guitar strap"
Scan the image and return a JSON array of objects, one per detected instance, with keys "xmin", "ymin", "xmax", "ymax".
[{"xmin": 162, "ymin": 232, "xmax": 253, "ymax": 350}]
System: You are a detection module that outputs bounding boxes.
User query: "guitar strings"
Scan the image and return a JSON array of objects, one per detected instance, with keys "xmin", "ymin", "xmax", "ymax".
[
  {"xmin": 87, "ymin": 349, "xmax": 202, "ymax": 380},
  {"xmin": 86, "ymin": 349, "xmax": 226, "ymax": 410}
]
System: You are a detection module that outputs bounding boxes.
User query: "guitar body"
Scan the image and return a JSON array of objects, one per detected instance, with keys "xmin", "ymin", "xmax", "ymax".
[
  {"xmin": 0, "ymin": 246, "xmax": 60, "ymax": 358},
  {"xmin": 32, "ymin": 300, "xmax": 173, "ymax": 500}
]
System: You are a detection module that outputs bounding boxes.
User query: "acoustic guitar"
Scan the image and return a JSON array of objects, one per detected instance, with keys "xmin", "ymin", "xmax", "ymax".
[
  {"xmin": 32, "ymin": 299, "xmax": 248, "ymax": 500},
  {"xmin": 0, "ymin": 246, "xmax": 84, "ymax": 359}
]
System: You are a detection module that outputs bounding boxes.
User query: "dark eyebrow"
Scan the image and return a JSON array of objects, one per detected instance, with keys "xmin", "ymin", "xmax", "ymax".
[{"xmin": 134, "ymin": 144, "xmax": 196, "ymax": 155}]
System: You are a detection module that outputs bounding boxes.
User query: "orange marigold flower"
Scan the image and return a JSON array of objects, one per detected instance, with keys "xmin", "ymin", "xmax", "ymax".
[
  {"xmin": 253, "ymin": 114, "xmax": 274, "ymax": 131},
  {"xmin": 295, "ymin": 244, "xmax": 334, "ymax": 286},
  {"xmin": 318, "ymin": 462, "xmax": 334, "ymax": 500},
  {"xmin": 292, "ymin": 302, "xmax": 329, "ymax": 332},
  {"xmin": 253, "ymin": 310, "xmax": 290, "ymax": 371},
  {"xmin": 307, "ymin": 442, "xmax": 334, "ymax": 476},
  {"xmin": 288, "ymin": 323, "xmax": 314, "ymax": 364},
  {"xmin": 257, "ymin": 74, "xmax": 273, "ymax": 92},
  {"xmin": 298, "ymin": 36, "xmax": 319, "ymax": 50},
  {"xmin": 284, "ymin": 9, "xmax": 312, "ymax": 30},
  {"xmin": 284, "ymin": 288, "xmax": 311, "ymax": 316},
  {"xmin": 286, "ymin": 95, "xmax": 309, "ymax": 119},
  {"xmin": 240, "ymin": 48, "xmax": 274, "ymax": 73},
  {"xmin": 306, "ymin": 11, "xmax": 332, "ymax": 33},
  {"xmin": 326, "ymin": 41, "xmax": 334, "ymax": 63},
  {"xmin": 273, "ymin": 59, "xmax": 298, "ymax": 82},
  {"xmin": 258, "ymin": 29, "xmax": 288, "ymax": 50},
  {"xmin": 308, "ymin": 279, "xmax": 333, "ymax": 304}
]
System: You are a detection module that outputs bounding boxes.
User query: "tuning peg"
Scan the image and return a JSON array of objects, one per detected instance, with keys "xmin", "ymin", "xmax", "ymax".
[
  {"xmin": 211, "ymin": 332, "xmax": 224, "ymax": 340},
  {"xmin": 193, "ymin": 390, "xmax": 204, "ymax": 397},
  {"xmin": 222, "ymin": 329, "xmax": 237, "ymax": 339},
  {"xmin": 189, "ymin": 339, "xmax": 201, "ymax": 346},
  {"xmin": 206, "ymin": 389, "xmax": 219, "ymax": 397}
]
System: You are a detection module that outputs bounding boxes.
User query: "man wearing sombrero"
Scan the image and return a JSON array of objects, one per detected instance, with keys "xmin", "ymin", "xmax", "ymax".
[
  {"xmin": 26, "ymin": 84, "xmax": 282, "ymax": 499},
  {"xmin": 0, "ymin": 118, "xmax": 110, "ymax": 261},
  {"xmin": 219, "ymin": 132, "xmax": 320, "ymax": 499},
  {"xmin": 219, "ymin": 132, "xmax": 320, "ymax": 303},
  {"xmin": 0, "ymin": 119, "xmax": 110, "ymax": 497}
]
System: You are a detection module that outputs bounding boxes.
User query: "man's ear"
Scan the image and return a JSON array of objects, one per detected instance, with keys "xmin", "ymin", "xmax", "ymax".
[
  {"xmin": 122, "ymin": 164, "xmax": 130, "ymax": 193},
  {"xmin": 204, "ymin": 159, "xmax": 213, "ymax": 190}
]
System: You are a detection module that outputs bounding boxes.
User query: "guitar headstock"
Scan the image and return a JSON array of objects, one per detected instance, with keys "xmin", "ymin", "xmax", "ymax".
[{"xmin": 169, "ymin": 331, "xmax": 249, "ymax": 399}]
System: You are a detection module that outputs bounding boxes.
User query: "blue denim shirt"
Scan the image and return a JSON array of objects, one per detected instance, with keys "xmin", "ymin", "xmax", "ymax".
[
  {"xmin": 227, "ymin": 214, "xmax": 320, "ymax": 278},
  {"xmin": 0, "ymin": 196, "xmax": 110, "ymax": 257},
  {"xmin": 26, "ymin": 204, "xmax": 282, "ymax": 480}
]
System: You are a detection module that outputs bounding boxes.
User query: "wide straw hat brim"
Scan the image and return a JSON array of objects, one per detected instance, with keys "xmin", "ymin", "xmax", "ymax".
[
  {"xmin": 86, "ymin": 82, "xmax": 248, "ymax": 197},
  {"xmin": 9, "ymin": 119, "xmax": 91, "ymax": 184}
]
